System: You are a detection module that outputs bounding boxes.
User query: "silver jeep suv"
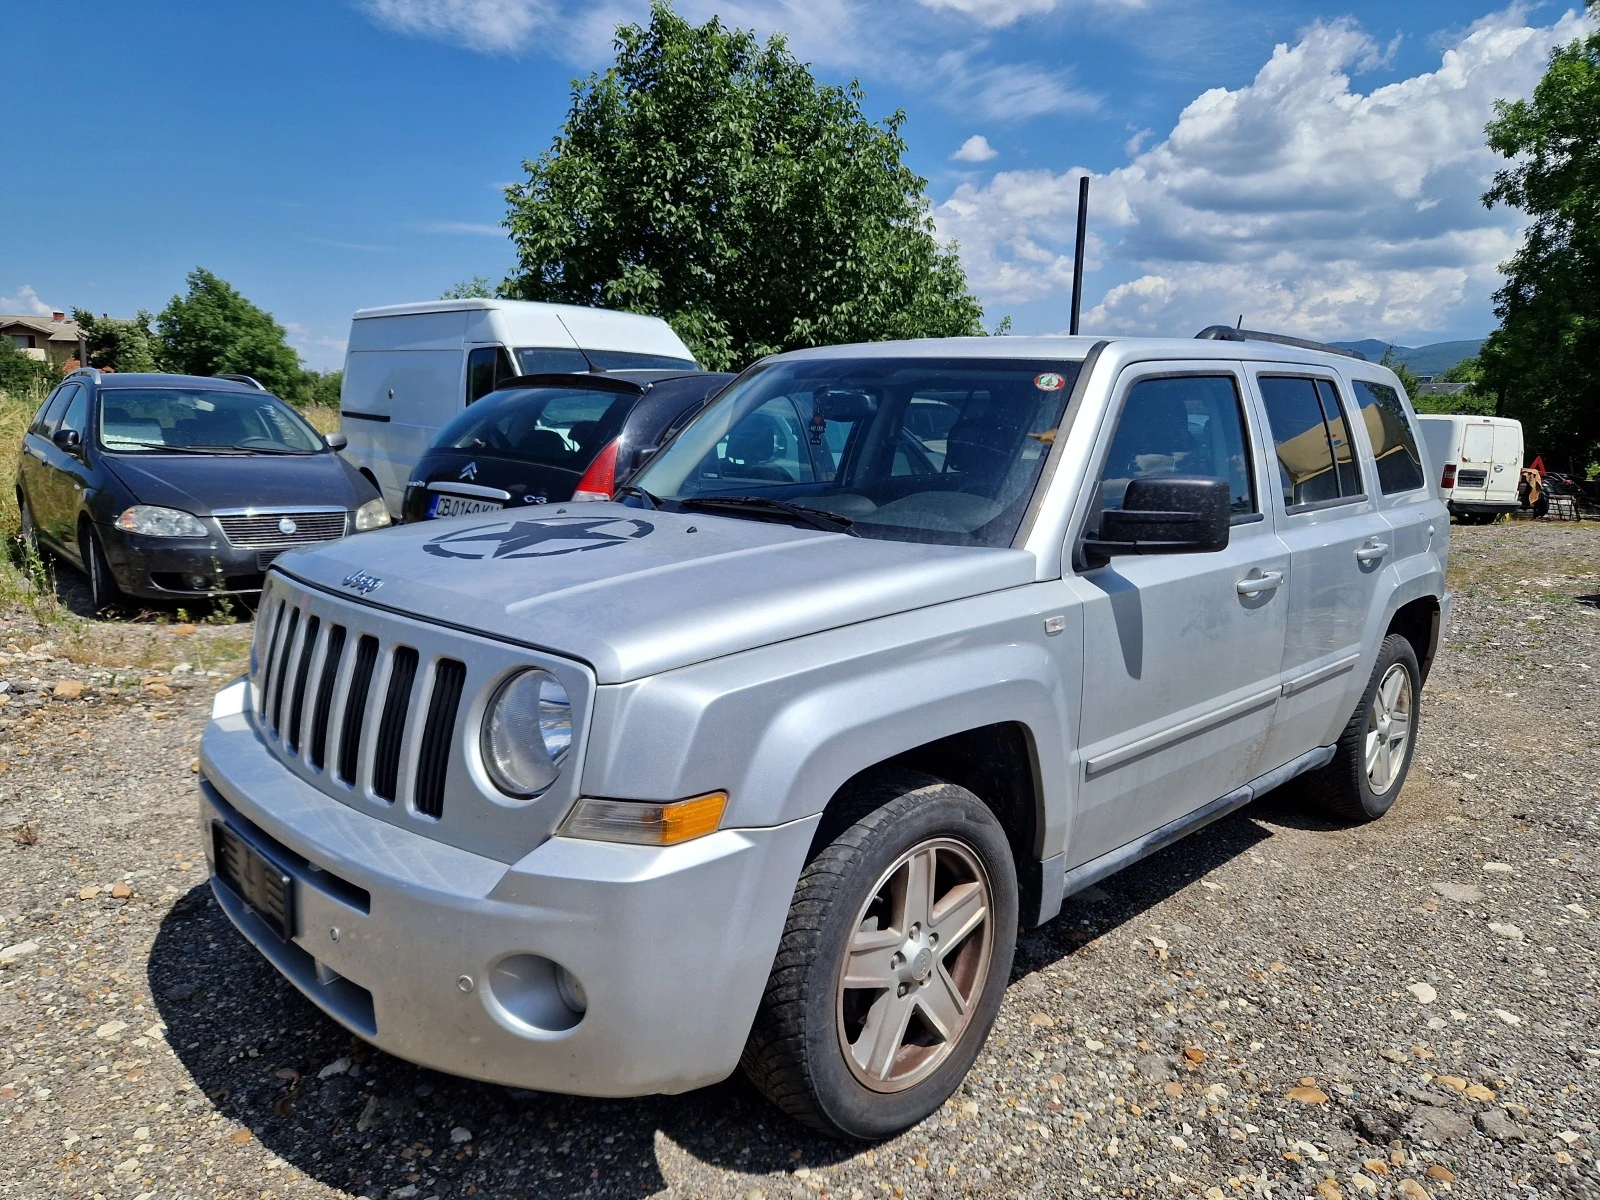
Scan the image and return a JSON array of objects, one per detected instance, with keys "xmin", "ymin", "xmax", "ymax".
[{"xmin": 199, "ymin": 330, "xmax": 1448, "ymax": 1139}]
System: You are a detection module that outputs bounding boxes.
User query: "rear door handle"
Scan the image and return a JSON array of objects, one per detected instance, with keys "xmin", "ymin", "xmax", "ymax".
[
  {"xmin": 1236, "ymin": 570, "xmax": 1283, "ymax": 596},
  {"xmin": 1355, "ymin": 541, "xmax": 1389, "ymax": 563}
]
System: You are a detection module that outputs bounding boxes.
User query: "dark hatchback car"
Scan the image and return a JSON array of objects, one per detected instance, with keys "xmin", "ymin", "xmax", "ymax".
[
  {"xmin": 15, "ymin": 369, "xmax": 389, "ymax": 610},
  {"xmin": 400, "ymin": 370, "xmax": 734, "ymax": 522}
]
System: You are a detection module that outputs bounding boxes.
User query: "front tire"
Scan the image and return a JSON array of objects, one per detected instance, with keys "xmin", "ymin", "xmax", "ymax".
[
  {"xmin": 1307, "ymin": 633, "xmax": 1421, "ymax": 821},
  {"xmin": 81, "ymin": 526, "xmax": 125, "ymax": 614},
  {"xmin": 741, "ymin": 772, "xmax": 1018, "ymax": 1141}
]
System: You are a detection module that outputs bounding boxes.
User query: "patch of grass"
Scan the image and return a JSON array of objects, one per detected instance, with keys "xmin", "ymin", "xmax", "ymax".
[
  {"xmin": 1, "ymin": 382, "xmax": 50, "ymax": 538},
  {"xmin": 302, "ymin": 403, "xmax": 340, "ymax": 436}
]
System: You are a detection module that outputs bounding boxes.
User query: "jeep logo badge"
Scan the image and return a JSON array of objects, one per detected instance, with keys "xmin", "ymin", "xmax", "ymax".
[
  {"xmin": 341, "ymin": 570, "xmax": 383, "ymax": 594},
  {"xmin": 423, "ymin": 516, "xmax": 653, "ymax": 561}
]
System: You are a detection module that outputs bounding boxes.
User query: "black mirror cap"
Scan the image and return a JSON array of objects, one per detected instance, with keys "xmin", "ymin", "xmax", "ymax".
[
  {"xmin": 1089, "ymin": 474, "xmax": 1232, "ymax": 561},
  {"xmin": 324, "ymin": 432, "xmax": 348, "ymax": 451},
  {"xmin": 52, "ymin": 428, "xmax": 82, "ymax": 451}
]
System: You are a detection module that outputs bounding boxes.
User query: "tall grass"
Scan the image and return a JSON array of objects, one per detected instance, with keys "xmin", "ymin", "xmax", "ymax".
[{"xmin": 0, "ymin": 379, "xmax": 50, "ymax": 537}]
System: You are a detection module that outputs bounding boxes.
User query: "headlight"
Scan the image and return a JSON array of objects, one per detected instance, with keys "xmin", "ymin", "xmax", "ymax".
[
  {"xmin": 116, "ymin": 505, "xmax": 208, "ymax": 538},
  {"xmin": 481, "ymin": 669, "xmax": 572, "ymax": 797},
  {"xmin": 355, "ymin": 498, "xmax": 392, "ymax": 531}
]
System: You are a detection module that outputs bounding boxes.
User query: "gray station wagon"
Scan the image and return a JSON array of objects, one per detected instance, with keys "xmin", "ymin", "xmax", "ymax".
[{"xmin": 199, "ymin": 329, "xmax": 1448, "ymax": 1139}]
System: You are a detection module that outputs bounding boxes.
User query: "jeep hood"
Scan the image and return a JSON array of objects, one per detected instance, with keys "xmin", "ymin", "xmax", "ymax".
[{"xmin": 272, "ymin": 503, "xmax": 1036, "ymax": 683}]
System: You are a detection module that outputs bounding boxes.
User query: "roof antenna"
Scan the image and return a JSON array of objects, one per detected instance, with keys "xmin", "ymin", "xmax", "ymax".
[
  {"xmin": 1236, "ymin": 314, "xmax": 1244, "ymax": 329},
  {"xmin": 1069, "ymin": 175, "xmax": 1090, "ymax": 336},
  {"xmin": 554, "ymin": 314, "xmax": 605, "ymax": 373}
]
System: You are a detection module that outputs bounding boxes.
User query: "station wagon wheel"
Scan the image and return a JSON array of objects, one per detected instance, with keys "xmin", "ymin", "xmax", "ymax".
[
  {"xmin": 1307, "ymin": 632, "xmax": 1421, "ymax": 822},
  {"xmin": 1364, "ymin": 664, "xmax": 1413, "ymax": 795},
  {"xmin": 742, "ymin": 771, "xmax": 1017, "ymax": 1141},
  {"xmin": 838, "ymin": 838, "xmax": 993, "ymax": 1092},
  {"xmin": 18, "ymin": 494, "xmax": 40, "ymax": 558}
]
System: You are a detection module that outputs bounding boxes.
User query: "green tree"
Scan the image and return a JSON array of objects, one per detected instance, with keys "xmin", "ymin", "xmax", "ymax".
[
  {"xmin": 502, "ymin": 3, "xmax": 983, "ymax": 370},
  {"xmin": 156, "ymin": 268, "xmax": 307, "ymax": 402},
  {"xmin": 0, "ymin": 340, "xmax": 57, "ymax": 400},
  {"xmin": 1480, "ymin": 1, "xmax": 1600, "ymax": 472},
  {"xmin": 72, "ymin": 308, "xmax": 161, "ymax": 373},
  {"xmin": 441, "ymin": 277, "xmax": 493, "ymax": 299},
  {"xmin": 303, "ymin": 369, "xmax": 343, "ymax": 408},
  {"xmin": 1379, "ymin": 346, "xmax": 1424, "ymax": 401}
]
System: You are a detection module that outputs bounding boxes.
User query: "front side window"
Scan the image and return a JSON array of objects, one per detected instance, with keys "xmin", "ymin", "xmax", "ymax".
[
  {"xmin": 58, "ymin": 387, "xmax": 89, "ymax": 437},
  {"xmin": 435, "ymin": 385, "xmax": 636, "ymax": 468},
  {"xmin": 1257, "ymin": 376, "xmax": 1364, "ymax": 509},
  {"xmin": 98, "ymin": 388, "xmax": 324, "ymax": 454},
  {"xmin": 466, "ymin": 346, "xmax": 514, "ymax": 404},
  {"xmin": 631, "ymin": 357, "xmax": 1082, "ymax": 547},
  {"xmin": 1094, "ymin": 375, "xmax": 1256, "ymax": 526},
  {"xmin": 1351, "ymin": 379, "xmax": 1425, "ymax": 494}
]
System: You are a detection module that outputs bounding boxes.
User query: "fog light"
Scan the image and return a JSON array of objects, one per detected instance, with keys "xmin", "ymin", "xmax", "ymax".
[{"xmin": 187, "ymin": 573, "xmax": 210, "ymax": 590}]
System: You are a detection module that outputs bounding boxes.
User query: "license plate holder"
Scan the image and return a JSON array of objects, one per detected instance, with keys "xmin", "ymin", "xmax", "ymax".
[
  {"xmin": 428, "ymin": 493, "xmax": 504, "ymax": 519},
  {"xmin": 212, "ymin": 822, "xmax": 296, "ymax": 942}
]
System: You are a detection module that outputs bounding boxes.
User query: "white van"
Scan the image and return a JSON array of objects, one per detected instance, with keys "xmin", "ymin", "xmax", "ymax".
[
  {"xmin": 340, "ymin": 299, "xmax": 697, "ymax": 512},
  {"xmin": 1415, "ymin": 414, "xmax": 1523, "ymax": 524}
]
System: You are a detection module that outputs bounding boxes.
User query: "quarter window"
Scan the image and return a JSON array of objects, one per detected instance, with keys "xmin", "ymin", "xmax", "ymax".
[
  {"xmin": 1257, "ymin": 377, "xmax": 1364, "ymax": 509},
  {"xmin": 32, "ymin": 385, "xmax": 76, "ymax": 435},
  {"xmin": 1095, "ymin": 374, "xmax": 1256, "ymax": 524},
  {"xmin": 1351, "ymin": 379, "xmax": 1425, "ymax": 494}
]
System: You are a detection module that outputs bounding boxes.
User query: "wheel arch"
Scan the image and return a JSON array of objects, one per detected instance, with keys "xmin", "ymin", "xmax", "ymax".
[{"xmin": 1386, "ymin": 594, "xmax": 1440, "ymax": 684}]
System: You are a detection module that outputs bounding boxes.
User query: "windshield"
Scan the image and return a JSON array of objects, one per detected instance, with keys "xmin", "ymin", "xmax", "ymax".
[
  {"xmin": 433, "ymin": 384, "xmax": 637, "ymax": 468},
  {"xmin": 98, "ymin": 388, "xmax": 324, "ymax": 454},
  {"xmin": 630, "ymin": 356, "xmax": 1082, "ymax": 547},
  {"xmin": 515, "ymin": 347, "xmax": 697, "ymax": 374}
]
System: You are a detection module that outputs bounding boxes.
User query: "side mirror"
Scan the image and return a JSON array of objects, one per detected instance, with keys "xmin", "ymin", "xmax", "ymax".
[
  {"xmin": 52, "ymin": 428, "xmax": 82, "ymax": 452},
  {"xmin": 324, "ymin": 432, "xmax": 348, "ymax": 451},
  {"xmin": 1084, "ymin": 475, "xmax": 1231, "ymax": 565}
]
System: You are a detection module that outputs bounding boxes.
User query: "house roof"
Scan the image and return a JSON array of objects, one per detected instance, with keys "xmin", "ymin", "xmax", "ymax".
[{"xmin": 0, "ymin": 314, "xmax": 82, "ymax": 343}]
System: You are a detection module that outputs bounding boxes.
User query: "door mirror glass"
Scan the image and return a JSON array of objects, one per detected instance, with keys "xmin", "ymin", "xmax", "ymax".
[
  {"xmin": 1087, "ymin": 475, "xmax": 1232, "ymax": 563},
  {"xmin": 52, "ymin": 427, "xmax": 82, "ymax": 452}
]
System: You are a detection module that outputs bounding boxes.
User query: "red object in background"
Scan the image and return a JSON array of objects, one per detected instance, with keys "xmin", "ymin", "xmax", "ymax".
[
  {"xmin": 1530, "ymin": 455, "xmax": 1546, "ymax": 474},
  {"xmin": 572, "ymin": 437, "xmax": 620, "ymax": 502}
]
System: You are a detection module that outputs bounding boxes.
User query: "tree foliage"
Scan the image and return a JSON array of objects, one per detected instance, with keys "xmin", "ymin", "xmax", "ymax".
[
  {"xmin": 0, "ymin": 340, "xmax": 56, "ymax": 400},
  {"xmin": 1480, "ymin": 3, "xmax": 1600, "ymax": 471},
  {"xmin": 502, "ymin": 3, "xmax": 983, "ymax": 370},
  {"xmin": 73, "ymin": 308, "xmax": 161, "ymax": 373},
  {"xmin": 156, "ymin": 268, "xmax": 307, "ymax": 402},
  {"xmin": 441, "ymin": 277, "xmax": 494, "ymax": 299}
]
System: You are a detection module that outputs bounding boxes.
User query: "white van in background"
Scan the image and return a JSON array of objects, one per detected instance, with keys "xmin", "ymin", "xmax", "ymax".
[
  {"xmin": 340, "ymin": 299, "xmax": 697, "ymax": 513},
  {"xmin": 1416, "ymin": 414, "xmax": 1523, "ymax": 524}
]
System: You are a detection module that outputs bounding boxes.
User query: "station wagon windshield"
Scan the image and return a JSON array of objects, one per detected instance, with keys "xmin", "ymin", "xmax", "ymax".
[
  {"xmin": 98, "ymin": 388, "xmax": 324, "ymax": 454},
  {"xmin": 629, "ymin": 357, "xmax": 1082, "ymax": 547}
]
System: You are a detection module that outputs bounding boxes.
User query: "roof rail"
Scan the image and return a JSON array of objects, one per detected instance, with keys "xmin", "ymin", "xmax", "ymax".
[
  {"xmin": 216, "ymin": 373, "xmax": 267, "ymax": 391},
  {"xmin": 1194, "ymin": 325, "xmax": 1366, "ymax": 361},
  {"xmin": 66, "ymin": 366, "xmax": 102, "ymax": 383}
]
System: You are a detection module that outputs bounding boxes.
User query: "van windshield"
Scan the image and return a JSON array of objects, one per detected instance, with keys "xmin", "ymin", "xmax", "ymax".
[
  {"xmin": 515, "ymin": 347, "xmax": 697, "ymax": 374},
  {"xmin": 433, "ymin": 384, "xmax": 637, "ymax": 469},
  {"xmin": 99, "ymin": 388, "xmax": 324, "ymax": 454},
  {"xmin": 629, "ymin": 357, "xmax": 1081, "ymax": 548}
]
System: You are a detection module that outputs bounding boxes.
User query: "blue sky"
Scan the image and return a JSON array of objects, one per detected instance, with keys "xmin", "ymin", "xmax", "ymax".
[{"xmin": 1, "ymin": 1, "xmax": 1592, "ymax": 370}]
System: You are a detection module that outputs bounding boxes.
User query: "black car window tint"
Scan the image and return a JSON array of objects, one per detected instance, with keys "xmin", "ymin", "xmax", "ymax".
[
  {"xmin": 1314, "ymin": 379, "xmax": 1362, "ymax": 496},
  {"xmin": 59, "ymin": 387, "xmax": 89, "ymax": 436},
  {"xmin": 1352, "ymin": 379, "xmax": 1426, "ymax": 494},
  {"xmin": 36, "ymin": 384, "xmax": 78, "ymax": 435},
  {"xmin": 1257, "ymin": 376, "xmax": 1341, "ymax": 508},
  {"xmin": 29, "ymin": 385, "xmax": 65, "ymax": 434},
  {"xmin": 437, "ymin": 387, "xmax": 634, "ymax": 467},
  {"xmin": 1095, "ymin": 375, "xmax": 1256, "ymax": 525}
]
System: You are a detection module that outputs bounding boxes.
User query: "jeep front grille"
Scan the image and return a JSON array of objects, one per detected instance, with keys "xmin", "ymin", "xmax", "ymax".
[
  {"xmin": 218, "ymin": 509, "xmax": 347, "ymax": 548},
  {"xmin": 255, "ymin": 596, "xmax": 465, "ymax": 820}
]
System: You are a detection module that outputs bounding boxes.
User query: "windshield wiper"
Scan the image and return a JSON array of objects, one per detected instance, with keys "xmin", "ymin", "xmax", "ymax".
[
  {"xmin": 678, "ymin": 495, "xmax": 857, "ymax": 535},
  {"xmin": 614, "ymin": 484, "xmax": 659, "ymax": 509},
  {"xmin": 225, "ymin": 444, "xmax": 308, "ymax": 455},
  {"xmin": 106, "ymin": 440, "xmax": 236, "ymax": 455}
]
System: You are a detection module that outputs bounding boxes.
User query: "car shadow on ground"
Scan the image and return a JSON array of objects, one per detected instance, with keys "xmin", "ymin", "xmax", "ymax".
[
  {"xmin": 149, "ymin": 803, "xmax": 1284, "ymax": 1199},
  {"xmin": 20, "ymin": 547, "xmax": 254, "ymax": 623}
]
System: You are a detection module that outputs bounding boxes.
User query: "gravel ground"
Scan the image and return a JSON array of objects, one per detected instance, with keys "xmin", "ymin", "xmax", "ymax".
[{"xmin": 2, "ymin": 520, "xmax": 1597, "ymax": 1200}]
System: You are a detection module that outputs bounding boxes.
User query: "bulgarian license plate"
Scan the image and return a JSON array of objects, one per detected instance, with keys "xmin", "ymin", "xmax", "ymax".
[
  {"xmin": 212, "ymin": 822, "xmax": 296, "ymax": 942},
  {"xmin": 429, "ymin": 493, "xmax": 504, "ymax": 518}
]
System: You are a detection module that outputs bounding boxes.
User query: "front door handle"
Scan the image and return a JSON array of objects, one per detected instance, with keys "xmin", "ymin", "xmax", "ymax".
[
  {"xmin": 1236, "ymin": 570, "xmax": 1283, "ymax": 596},
  {"xmin": 1355, "ymin": 541, "xmax": 1389, "ymax": 563}
]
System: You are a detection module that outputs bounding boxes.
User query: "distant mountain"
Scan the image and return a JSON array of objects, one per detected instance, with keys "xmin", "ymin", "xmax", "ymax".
[{"xmin": 1330, "ymin": 338, "xmax": 1485, "ymax": 376}]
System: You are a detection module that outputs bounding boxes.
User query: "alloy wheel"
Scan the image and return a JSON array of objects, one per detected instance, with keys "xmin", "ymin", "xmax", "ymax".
[
  {"xmin": 836, "ymin": 838, "xmax": 994, "ymax": 1093},
  {"xmin": 1365, "ymin": 663, "xmax": 1413, "ymax": 795}
]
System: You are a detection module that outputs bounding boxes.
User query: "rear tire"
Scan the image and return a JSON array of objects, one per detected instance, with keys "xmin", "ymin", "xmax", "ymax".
[
  {"xmin": 80, "ymin": 526, "xmax": 125, "ymax": 614},
  {"xmin": 741, "ymin": 771, "xmax": 1018, "ymax": 1141},
  {"xmin": 1306, "ymin": 633, "xmax": 1421, "ymax": 822}
]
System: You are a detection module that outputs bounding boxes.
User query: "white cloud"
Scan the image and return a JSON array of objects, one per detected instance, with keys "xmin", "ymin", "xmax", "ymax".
[
  {"xmin": 916, "ymin": 0, "xmax": 1147, "ymax": 28},
  {"xmin": 951, "ymin": 134, "xmax": 999, "ymax": 162},
  {"xmin": 1, "ymin": 284, "xmax": 55, "ymax": 316},
  {"xmin": 411, "ymin": 220, "xmax": 507, "ymax": 236},
  {"xmin": 934, "ymin": 49, "xmax": 1100, "ymax": 120},
  {"xmin": 357, "ymin": 0, "xmax": 554, "ymax": 53},
  {"xmin": 939, "ymin": 5, "xmax": 1596, "ymax": 341}
]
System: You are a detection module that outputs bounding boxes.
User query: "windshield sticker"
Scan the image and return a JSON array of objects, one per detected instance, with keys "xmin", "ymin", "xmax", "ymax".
[
  {"xmin": 1034, "ymin": 372, "xmax": 1067, "ymax": 392},
  {"xmin": 423, "ymin": 516, "xmax": 653, "ymax": 561}
]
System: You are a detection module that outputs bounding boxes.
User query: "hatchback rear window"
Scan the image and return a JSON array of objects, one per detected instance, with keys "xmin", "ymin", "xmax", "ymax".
[{"xmin": 433, "ymin": 385, "xmax": 636, "ymax": 468}]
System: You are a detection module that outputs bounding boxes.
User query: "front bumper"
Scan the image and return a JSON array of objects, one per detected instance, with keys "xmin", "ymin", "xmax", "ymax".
[
  {"xmin": 99, "ymin": 522, "xmax": 333, "ymax": 598},
  {"xmin": 199, "ymin": 682, "xmax": 817, "ymax": 1097}
]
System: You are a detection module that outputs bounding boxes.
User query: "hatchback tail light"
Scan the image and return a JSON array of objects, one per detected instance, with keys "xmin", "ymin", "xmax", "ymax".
[
  {"xmin": 571, "ymin": 438, "xmax": 620, "ymax": 502},
  {"xmin": 1440, "ymin": 462, "xmax": 1457, "ymax": 489}
]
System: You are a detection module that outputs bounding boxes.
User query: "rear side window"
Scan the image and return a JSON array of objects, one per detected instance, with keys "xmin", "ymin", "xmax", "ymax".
[
  {"xmin": 1351, "ymin": 380, "xmax": 1425, "ymax": 494},
  {"xmin": 1095, "ymin": 374, "xmax": 1256, "ymax": 522},
  {"xmin": 436, "ymin": 386, "xmax": 635, "ymax": 468},
  {"xmin": 1257, "ymin": 376, "xmax": 1364, "ymax": 509}
]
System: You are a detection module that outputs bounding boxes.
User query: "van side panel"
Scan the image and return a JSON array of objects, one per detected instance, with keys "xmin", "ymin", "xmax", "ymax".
[{"xmin": 347, "ymin": 311, "xmax": 468, "ymax": 353}]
